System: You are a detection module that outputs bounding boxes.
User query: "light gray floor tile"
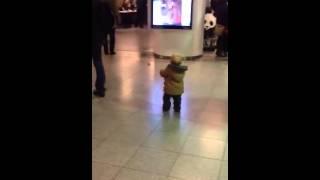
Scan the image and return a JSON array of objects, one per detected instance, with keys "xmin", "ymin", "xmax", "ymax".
[
  {"xmin": 125, "ymin": 147, "xmax": 179, "ymax": 175},
  {"xmin": 170, "ymin": 155, "xmax": 221, "ymax": 180},
  {"xmin": 92, "ymin": 162, "xmax": 120, "ymax": 180},
  {"xmin": 182, "ymin": 137, "xmax": 225, "ymax": 159}
]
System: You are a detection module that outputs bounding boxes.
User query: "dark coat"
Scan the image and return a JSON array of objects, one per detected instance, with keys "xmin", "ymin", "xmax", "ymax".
[
  {"xmin": 137, "ymin": 0, "xmax": 147, "ymax": 11},
  {"xmin": 212, "ymin": 0, "xmax": 228, "ymax": 27},
  {"xmin": 92, "ymin": 0, "xmax": 115, "ymax": 43}
]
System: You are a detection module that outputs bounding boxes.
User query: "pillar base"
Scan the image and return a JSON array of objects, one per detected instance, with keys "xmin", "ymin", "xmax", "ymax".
[{"xmin": 153, "ymin": 53, "xmax": 203, "ymax": 61}]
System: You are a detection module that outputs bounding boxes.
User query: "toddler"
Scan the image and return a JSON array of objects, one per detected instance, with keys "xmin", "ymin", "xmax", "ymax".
[{"xmin": 160, "ymin": 54, "xmax": 188, "ymax": 112}]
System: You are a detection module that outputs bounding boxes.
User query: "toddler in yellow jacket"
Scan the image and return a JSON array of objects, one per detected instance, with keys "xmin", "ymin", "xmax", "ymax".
[{"xmin": 160, "ymin": 54, "xmax": 188, "ymax": 112}]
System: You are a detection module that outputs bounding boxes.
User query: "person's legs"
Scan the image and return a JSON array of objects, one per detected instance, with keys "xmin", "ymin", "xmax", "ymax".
[
  {"xmin": 216, "ymin": 33, "xmax": 227, "ymax": 57},
  {"xmin": 110, "ymin": 28, "xmax": 116, "ymax": 54},
  {"xmin": 173, "ymin": 95, "xmax": 181, "ymax": 112},
  {"xmin": 138, "ymin": 10, "xmax": 145, "ymax": 28},
  {"xmin": 92, "ymin": 40, "xmax": 106, "ymax": 96},
  {"xmin": 143, "ymin": 8, "xmax": 148, "ymax": 25},
  {"xmin": 163, "ymin": 94, "xmax": 171, "ymax": 112},
  {"xmin": 135, "ymin": 10, "xmax": 141, "ymax": 27},
  {"xmin": 216, "ymin": 35, "xmax": 224, "ymax": 56},
  {"xmin": 103, "ymin": 33, "xmax": 109, "ymax": 55},
  {"xmin": 138, "ymin": 14, "xmax": 143, "ymax": 27},
  {"xmin": 224, "ymin": 32, "xmax": 228, "ymax": 54}
]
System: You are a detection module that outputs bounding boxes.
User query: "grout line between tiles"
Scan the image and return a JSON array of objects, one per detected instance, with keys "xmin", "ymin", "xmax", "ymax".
[
  {"xmin": 216, "ymin": 144, "xmax": 228, "ymax": 180},
  {"xmin": 111, "ymin": 113, "xmax": 164, "ymax": 179}
]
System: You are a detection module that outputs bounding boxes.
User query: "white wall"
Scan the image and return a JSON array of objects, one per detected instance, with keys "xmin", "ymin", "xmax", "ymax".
[{"xmin": 151, "ymin": 0, "xmax": 206, "ymax": 57}]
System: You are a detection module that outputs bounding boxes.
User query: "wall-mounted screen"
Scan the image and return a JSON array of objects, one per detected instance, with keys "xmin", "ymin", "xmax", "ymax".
[{"xmin": 151, "ymin": 0, "xmax": 193, "ymax": 29}]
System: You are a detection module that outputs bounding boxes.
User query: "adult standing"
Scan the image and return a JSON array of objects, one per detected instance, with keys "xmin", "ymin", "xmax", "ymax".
[
  {"xmin": 211, "ymin": 0, "xmax": 228, "ymax": 57},
  {"xmin": 103, "ymin": 0, "xmax": 117, "ymax": 55},
  {"xmin": 92, "ymin": 0, "xmax": 109, "ymax": 97},
  {"xmin": 136, "ymin": 0, "xmax": 147, "ymax": 28}
]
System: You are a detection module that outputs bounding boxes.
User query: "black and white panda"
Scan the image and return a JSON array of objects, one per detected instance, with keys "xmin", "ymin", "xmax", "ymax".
[{"xmin": 204, "ymin": 8, "xmax": 217, "ymax": 51}]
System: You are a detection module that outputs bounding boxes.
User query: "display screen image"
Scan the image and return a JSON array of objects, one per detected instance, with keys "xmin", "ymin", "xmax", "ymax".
[{"xmin": 151, "ymin": 0, "xmax": 193, "ymax": 29}]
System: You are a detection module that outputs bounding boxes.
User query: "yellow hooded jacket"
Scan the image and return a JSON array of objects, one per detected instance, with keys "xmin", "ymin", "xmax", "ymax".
[{"xmin": 160, "ymin": 63, "xmax": 188, "ymax": 95}]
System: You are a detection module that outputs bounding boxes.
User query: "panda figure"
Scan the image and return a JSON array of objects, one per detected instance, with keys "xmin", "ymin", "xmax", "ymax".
[{"xmin": 204, "ymin": 8, "xmax": 217, "ymax": 51}]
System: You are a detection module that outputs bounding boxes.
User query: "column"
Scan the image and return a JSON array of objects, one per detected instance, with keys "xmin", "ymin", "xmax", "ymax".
[{"xmin": 151, "ymin": 0, "xmax": 206, "ymax": 58}]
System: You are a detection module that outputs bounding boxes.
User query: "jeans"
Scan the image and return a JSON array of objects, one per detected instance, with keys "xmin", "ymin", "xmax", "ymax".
[
  {"xmin": 163, "ymin": 94, "xmax": 182, "ymax": 112},
  {"xmin": 217, "ymin": 31, "xmax": 228, "ymax": 54},
  {"xmin": 103, "ymin": 28, "xmax": 115, "ymax": 53},
  {"xmin": 92, "ymin": 37, "xmax": 106, "ymax": 91}
]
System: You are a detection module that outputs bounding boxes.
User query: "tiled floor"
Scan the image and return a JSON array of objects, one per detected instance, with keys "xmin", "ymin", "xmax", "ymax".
[{"xmin": 92, "ymin": 28, "xmax": 228, "ymax": 180}]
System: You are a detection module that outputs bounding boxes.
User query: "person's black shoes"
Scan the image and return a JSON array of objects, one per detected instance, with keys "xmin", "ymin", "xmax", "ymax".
[
  {"xmin": 163, "ymin": 108, "xmax": 170, "ymax": 112},
  {"xmin": 216, "ymin": 52, "xmax": 224, "ymax": 57},
  {"xmin": 216, "ymin": 51, "xmax": 227, "ymax": 57},
  {"xmin": 93, "ymin": 90, "xmax": 105, "ymax": 97},
  {"xmin": 163, "ymin": 107, "xmax": 180, "ymax": 113},
  {"xmin": 104, "ymin": 51, "xmax": 115, "ymax": 55}
]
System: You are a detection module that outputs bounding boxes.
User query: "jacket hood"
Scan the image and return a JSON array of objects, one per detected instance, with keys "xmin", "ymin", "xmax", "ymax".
[{"xmin": 168, "ymin": 64, "xmax": 188, "ymax": 73}]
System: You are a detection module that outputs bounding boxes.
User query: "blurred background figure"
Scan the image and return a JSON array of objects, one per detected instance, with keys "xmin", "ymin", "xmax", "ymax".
[
  {"xmin": 92, "ymin": 0, "xmax": 109, "ymax": 97},
  {"xmin": 160, "ymin": 0, "xmax": 181, "ymax": 25},
  {"xmin": 211, "ymin": 0, "xmax": 228, "ymax": 57},
  {"xmin": 102, "ymin": 0, "xmax": 117, "ymax": 55},
  {"xmin": 120, "ymin": 0, "xmax": 136, "ymax": 11},
  {"xmin": 168, "ymin": 0, "xmax": 181, "ymax": 25},
  {"xmin": 135, "ymin": 0, "xmax": 147, "ymax": 28}
]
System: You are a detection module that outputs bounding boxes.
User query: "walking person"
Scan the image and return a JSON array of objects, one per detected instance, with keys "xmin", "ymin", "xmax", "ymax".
[{"xmin": 92, "ymin": 0, "xmax": 109, "ymax": 97}]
